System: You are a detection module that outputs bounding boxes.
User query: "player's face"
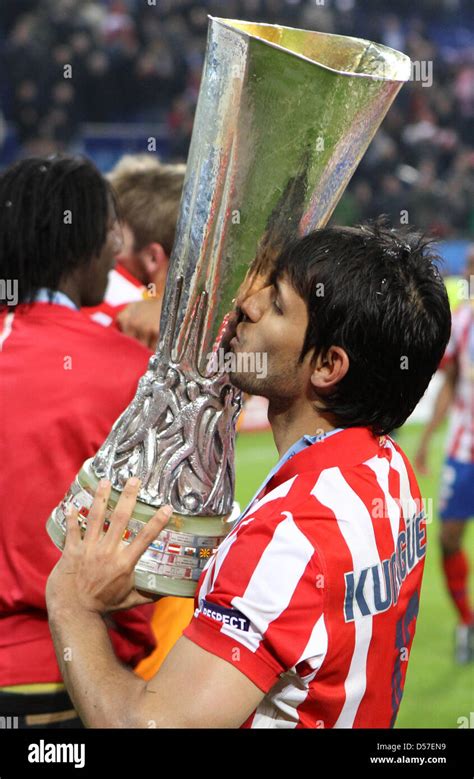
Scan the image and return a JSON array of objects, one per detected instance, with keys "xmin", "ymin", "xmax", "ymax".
[
  {"xmin": 229, "ymin": 273, "xmax": 314, "ymax": 402},
  {"xmin": 81, "ymin": 210, "xmax": 123, "ymax": 307}
]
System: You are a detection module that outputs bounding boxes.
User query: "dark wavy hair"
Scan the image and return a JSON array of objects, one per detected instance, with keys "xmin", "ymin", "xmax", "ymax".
[
  {"xmin": 0, "ymin": 155, "xmax": 114, "ymax": 309},
  {"xmin": 270, "ymin": 218, "xmax": 452, "ymax": 436}
]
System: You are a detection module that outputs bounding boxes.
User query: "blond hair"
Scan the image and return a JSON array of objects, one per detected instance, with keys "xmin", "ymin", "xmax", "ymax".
[{"xmin": 108, "ymin": 154, "xmax": 185, "ymax": 256}]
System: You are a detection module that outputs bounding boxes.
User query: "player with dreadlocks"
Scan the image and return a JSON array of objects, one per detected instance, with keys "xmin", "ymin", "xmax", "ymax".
[{"xmin": 0, "ymin": 155, "xmax": 156, "ymax": 728}]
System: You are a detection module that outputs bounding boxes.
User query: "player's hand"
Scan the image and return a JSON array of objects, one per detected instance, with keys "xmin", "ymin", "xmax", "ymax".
[
  {"xmin": 414, "ymin": 443, "xmax": 430, "ymax": 476},
  {"xmin": 117, "ymin": 299, "xmax": 162, "ymax": 350},
  {"xmin": 46, "ymin": 478, "xmax": 173, "ymax": 616}
]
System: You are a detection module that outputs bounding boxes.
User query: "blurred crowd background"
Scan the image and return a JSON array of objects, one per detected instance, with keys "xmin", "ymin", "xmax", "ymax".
[{"xmin": 0, "ymin": 0, "xmax": 473, "ymax": 241}]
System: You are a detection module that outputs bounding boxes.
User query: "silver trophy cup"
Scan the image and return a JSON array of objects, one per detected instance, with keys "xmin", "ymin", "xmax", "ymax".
[{"xmin": 47, "ymin": 18, "xmax": 411, "ymax": 596}]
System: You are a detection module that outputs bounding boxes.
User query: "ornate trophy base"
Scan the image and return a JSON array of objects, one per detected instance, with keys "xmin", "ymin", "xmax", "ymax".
[{"xmin": 46, "ymin": 459, "xmax": 238, "ymax": 597}]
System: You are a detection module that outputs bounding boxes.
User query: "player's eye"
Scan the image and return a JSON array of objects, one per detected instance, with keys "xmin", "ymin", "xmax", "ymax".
[
  {"xmin": 272, "ymin": 293, "xmax": 283, "ymax": 315},
  {"xmin": 270, "ymin": 281, "xmax": 284, "ymax": 315}
]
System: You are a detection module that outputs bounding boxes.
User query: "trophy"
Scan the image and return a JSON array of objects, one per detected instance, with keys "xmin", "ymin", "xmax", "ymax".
[{"xmin": 47, "ymin": 18, "xmax": 411, "ymax": 596}]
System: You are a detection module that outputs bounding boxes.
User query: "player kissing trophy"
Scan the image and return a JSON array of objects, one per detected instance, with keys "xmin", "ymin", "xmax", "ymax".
[{"xmin": 47, "ymin": 17, "xmax": 411, "ymax": 596}]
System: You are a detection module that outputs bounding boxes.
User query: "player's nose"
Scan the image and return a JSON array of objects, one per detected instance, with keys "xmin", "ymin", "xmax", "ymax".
[{"xmin": 240, "ymin": 285, "xmax": 271, "ymax": 323}]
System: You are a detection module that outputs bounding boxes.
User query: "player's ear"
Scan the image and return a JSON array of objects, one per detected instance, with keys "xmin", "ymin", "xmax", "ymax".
[
  {"xmin": 139, "ymin": 244, "xmax": 168, "ymax": 287},
  {"xmin": 310, "ymin": 346, "xmax": 349, "ymax": 392}
]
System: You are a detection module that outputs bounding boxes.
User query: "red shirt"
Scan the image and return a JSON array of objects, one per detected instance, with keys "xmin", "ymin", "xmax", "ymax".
[
  {"xmin": 0, "ymin": 302, "xmax": 154, "ymax": 685},
  {"xmin": 184, "ymin": 427, "xmax": 426, "ymax": 728}
]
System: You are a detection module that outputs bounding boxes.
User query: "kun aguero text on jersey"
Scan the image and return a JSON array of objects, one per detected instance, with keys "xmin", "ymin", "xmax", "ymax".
[{"xmin": 344, "ymin": 510, "xmax": 427, "ymax": 622}]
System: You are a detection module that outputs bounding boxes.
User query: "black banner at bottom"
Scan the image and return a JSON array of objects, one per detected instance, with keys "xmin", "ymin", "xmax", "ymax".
[{"xmin": 0, "ymin": 727, "xmax": 471, "ymax": 776}]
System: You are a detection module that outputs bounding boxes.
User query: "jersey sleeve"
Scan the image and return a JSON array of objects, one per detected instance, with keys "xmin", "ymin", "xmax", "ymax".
[{"xmin": 183, "ymin": 494, "xmax": 327, "ymax": 694}]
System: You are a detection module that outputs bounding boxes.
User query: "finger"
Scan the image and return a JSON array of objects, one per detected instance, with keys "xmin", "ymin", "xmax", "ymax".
[
  {"xmin": 147, "ymin": 331, "xmax": 157, "ymax": 351},
  {"xmin": 119, "ymin": 316, "xmax": 134, "ymax": 336},
  {"xmin": 132, "ymin": 590, "xmax": 163, "ymax": 606},
  {"xmin": 103, "ymin": 477, "xmax": 141, "ymax": 546},
  {"xmin": 64, "ymin": 504, "xmax": 82, "ymax": 551},
  {"xmin": 116, "ymin": 315, "xmax": 127, "ymax": 332},
  {"xmin": 135, "ymin": 328, "xmax": 150, "ymax": 348},
  {"xmin": 119, "ymin": 318, "xmax": 133, "ymax": 336},
  {"xmin": 129, "ymin": 325, "xmax": 142, "ymax": 342},
  {"xmin": 124, "ymin": 504, "xmax": 173, "ymax": 565},
  {"xmin": 127, "ymin": 589, "xmax": 163, "ymax": 608},
  {"xmin": 83, "ymin": 479, "xmax": 111, "ymax": 544},
  {"xmin": 107, "ymin": 589, "xmax": 163, "ymax": 613}
]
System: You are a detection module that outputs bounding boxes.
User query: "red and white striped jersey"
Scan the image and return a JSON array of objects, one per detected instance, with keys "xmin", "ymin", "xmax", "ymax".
[
  {"xmin": 440, "ymin": 303, "xmax": 474, "ymax": 463},
  {"xmin": 183, "ymin": 427, "xmax": 427, "ymax": 728}
]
